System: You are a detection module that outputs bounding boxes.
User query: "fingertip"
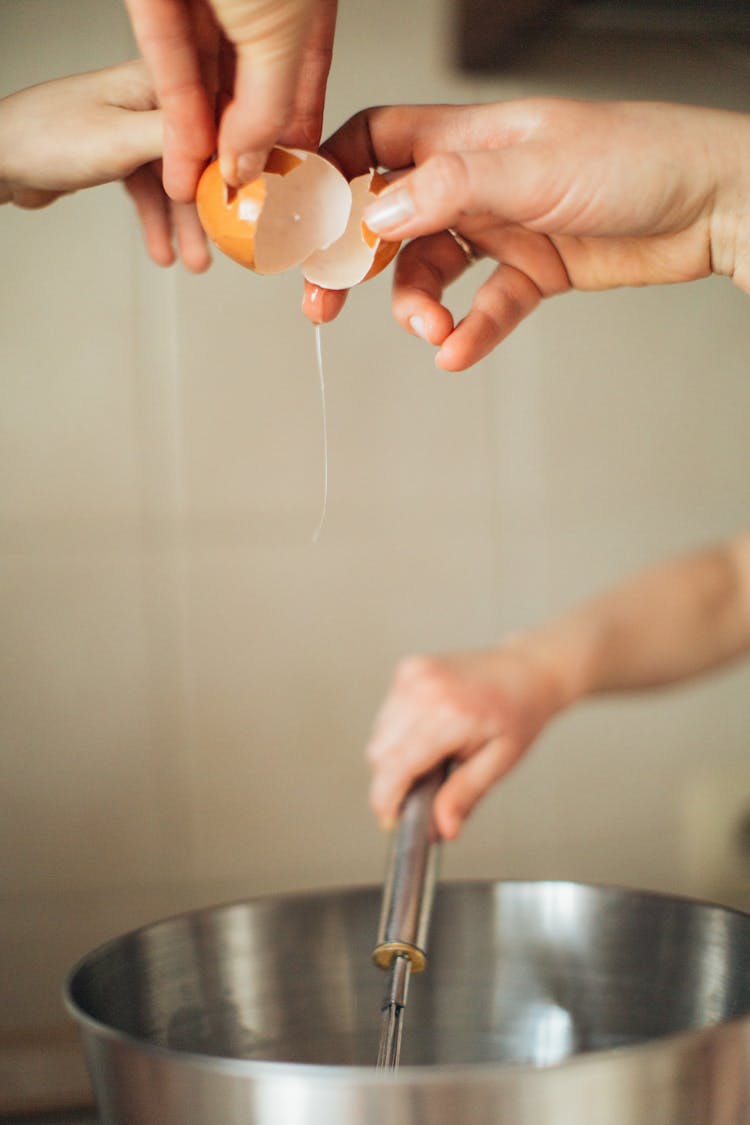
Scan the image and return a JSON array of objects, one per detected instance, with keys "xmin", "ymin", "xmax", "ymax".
[
  {"xmin": 219, "ymin": 154, "xmax": 237, "ymax": 187},
  {"xmin": 407, "ymin": 309, "xmax": 452, "ymax": 347},
  {"xmin": 171, "ymin": 201, "xmax": 213, "ymax": 273},
  {"xmin": 179, "ymin": 233, "xmax": 212, "ymax": 273},
  {"xmin": 436, "ymin": 808, "xmax": 461, "ymax": 840},
  {"xmin": 435, "ymin": 316, "xmax": 505, "ymax": 371},
  {"xmin": 370, "ymin": 778, "xmax": 401, "ymax": 832},
  {"xmin": 149, "ymin": 246, "xmax": 177, "ymax": 269},
  {"xmin": 143, "ymin": 228, "xmax": 177, "ymax": 268},
  {"xmin": 302, "ymin": 284, "xmax": 347, "ymax": 324},
  {"xmin": 220, "ymin": 150, "xmax": 266, "ymax": 188},
  {"xmin": 392, "ymin": 234, "xmax": 463, "ymax": 347},
  {"xmin": 302, "ymin": 284, "xmax": 324, "ymax": 324},
  {"xmin": 184, "ymin": 249, "xmax": 212, "ymax": 274},
  {"xmin": 162, "ymin": 160, "xmax": 202, "ymax": 205},
  {"xmin": 435, "ymin": 792, "xmax": 462, "ymax": 840},
  {"xmin": 435, "ymin": 337, "xmax": 473, "ymax": 373},
  {"xmin": 319, "ymin": 288, "xmax": 347, "ymax": 322},
  {"xmin": 160, "ymin": 126, "xmax": 205, "ymax": 203},
  {"xmin": 435, "ymin": 350, "xmax": 464, "ymax": 373}
]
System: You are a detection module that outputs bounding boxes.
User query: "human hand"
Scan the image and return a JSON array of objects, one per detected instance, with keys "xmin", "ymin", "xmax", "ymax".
[
  {"xmin": 367, "ymin": 642, "xmax": 569, "ymax": 840},
  {"xmin": 124, "ymin": 0, "xmax": 337, "ymax": 200},
  {"xmin": 304, "ymin": 99, "xmax": 750, "ymax": 370},
  {"xmin": 0, "ymin": 61, "xmax": 210, "ymax": 271}
]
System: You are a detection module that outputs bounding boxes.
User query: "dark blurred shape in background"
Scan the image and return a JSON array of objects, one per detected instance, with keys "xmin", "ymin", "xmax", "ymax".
[{"xmin": 456, "ymin": 0, "xmax": 750, "ymax": 72}]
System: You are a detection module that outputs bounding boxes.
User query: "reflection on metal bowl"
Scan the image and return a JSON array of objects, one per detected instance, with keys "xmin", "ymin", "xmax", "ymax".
[{"xmin": 66, "ymin": 881, "xmax": 750, "ymax": 1124}]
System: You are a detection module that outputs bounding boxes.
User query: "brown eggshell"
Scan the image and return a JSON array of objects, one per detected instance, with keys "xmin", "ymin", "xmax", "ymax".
[
  {"xmin": 196, "ymin": 158, "xmax": 268, "ymax": 269},
  {"xmin": 196, "ymin": 152, "xmax": 400, "ymax": 287},
  {"xmin": 301, "ymin": 169, "xmax": 401, "ymax": 289}
]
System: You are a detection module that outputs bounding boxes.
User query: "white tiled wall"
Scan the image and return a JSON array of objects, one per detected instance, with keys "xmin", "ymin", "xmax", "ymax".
[{"xmin": 2, "ymin": 0, "xmax": 750, "ymax": 1106}]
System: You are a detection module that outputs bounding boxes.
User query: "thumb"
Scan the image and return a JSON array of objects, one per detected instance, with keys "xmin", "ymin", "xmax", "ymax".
[
  {"xmin": 362, "ymin": 147, "xmax": 556, "ymax": 241},
  {"xmin": 216, "ymin": 0, "xmax": 316, "ymax": 186}
]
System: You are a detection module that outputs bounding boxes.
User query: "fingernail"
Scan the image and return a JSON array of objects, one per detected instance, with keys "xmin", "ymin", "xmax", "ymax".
[
  {"xmin": 364, "ymin": 188, "xmax": 415, "ymax": 233},
  {"xmin": 304, "ymin": 285, "xmax": 323, "ymax": 324},
  {"xmin": 409, "ymin": 315, "xmax": 428, "ymax": 340},
  {"xmin": 236, "ymin": 152, "xmax": 263, "ymax": 184},
  {"xmin": 219, "ymin": 154, "xmax": 235, "ymax": 185}
]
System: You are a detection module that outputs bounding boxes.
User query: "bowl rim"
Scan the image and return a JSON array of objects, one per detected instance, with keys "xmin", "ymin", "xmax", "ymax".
[{"xmin": 63, "ymin": 877, "xmax": 750, "ymax": 1083}]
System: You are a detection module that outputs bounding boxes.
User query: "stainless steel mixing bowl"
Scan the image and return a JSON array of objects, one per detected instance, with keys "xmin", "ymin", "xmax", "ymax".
[{"xmin": 66, "ymin": 880, "xmax": 750, "ymax": 1124}]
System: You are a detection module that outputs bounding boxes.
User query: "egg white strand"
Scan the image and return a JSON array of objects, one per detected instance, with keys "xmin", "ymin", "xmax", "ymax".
[{"xmin": 311, "ymin": 323, "xmax": 328, "ymax": 544}]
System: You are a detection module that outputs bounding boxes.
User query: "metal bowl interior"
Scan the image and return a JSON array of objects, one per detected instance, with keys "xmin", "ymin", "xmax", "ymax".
[{"xmin": 66, "ymin": 880, "xmax": 750, "ymax": 1070}]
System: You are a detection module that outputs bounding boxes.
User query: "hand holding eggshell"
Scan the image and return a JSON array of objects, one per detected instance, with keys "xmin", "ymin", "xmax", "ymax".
[
  {"xmin": 306, "ymin": 98, "xmax": 750, "ymax": 371},
  {"xmin": 0, "ymin": 61, "xmax": 210, "ymax": 272},
  {"xmin": 123, "ymin": 0, "xmax": 337, "ymax": 201}
]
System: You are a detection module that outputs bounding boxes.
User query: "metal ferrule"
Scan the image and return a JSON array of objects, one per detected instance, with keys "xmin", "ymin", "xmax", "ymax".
[{"xmin": 372, "ymin": 767, "xmax": 445, "ymax": 973}]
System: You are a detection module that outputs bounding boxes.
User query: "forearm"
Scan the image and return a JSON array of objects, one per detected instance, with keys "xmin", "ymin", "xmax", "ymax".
[
  {"xmin": 518, "ymin": 533, "xmax": 750, "ymax": 709},
  {"xmin": 368, "ymin": 534, "xmax": 750, "ymax": 837}
]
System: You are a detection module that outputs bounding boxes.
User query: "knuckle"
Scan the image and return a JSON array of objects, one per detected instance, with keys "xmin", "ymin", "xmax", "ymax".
[
  {"xmin": 418, "ymin": 151, "xmax": 469, "ymax": 210},
  {"xmin": 525, "ymin": 96, "xmax": 561, "ymax": 128},
  {"xmin": 395, "ymin": 656, "xmax": 452, "ymax": 702},
  {"xmin": 514, "ymin": 96, "xmax": 567, "ymax": 136},
  {"xmin": 436, "ymin": 698, "xmax": 468, "ymax": 730}
]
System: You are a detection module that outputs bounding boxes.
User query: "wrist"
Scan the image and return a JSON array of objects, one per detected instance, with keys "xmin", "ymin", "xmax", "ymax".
[{"xmin": 503, "ymin": 615, "xmax": 600, "ymax": 718}]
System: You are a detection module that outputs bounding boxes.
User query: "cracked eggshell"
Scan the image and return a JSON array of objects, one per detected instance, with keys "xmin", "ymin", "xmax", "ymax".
[
  {"xmin": 301, "ymin": 169, "xmax": 401, "ymax": 289},
  {"xmin": 196, "ymin": 153, "xmax": 400, "ymax": 287},
  {"xmin": 196, "ymin": 148, "xmax": 350, "ymax": 274}
]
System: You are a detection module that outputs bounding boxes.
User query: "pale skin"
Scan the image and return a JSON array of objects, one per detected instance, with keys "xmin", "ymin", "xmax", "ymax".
[
  {"xmin": 368, "ymin": 534, "xmax": 750, "ymax": 840},
  {"xmin": 0, "ymin": 61, "xmax": 210, "ymax": 272},
  {"xmin": 344, "ymin": 101, "xmax": 750, "ymax": 830},
  {"xmin": 304, "ymin": 99, "xmax": 750, "ymax": 371},
  {"xmin": 123, "ymin": 0, "xmax": 338, "ymax": 199},
  {"xmin": 5, "ymin": 76, "xmax": 749, "ymax": 837}
]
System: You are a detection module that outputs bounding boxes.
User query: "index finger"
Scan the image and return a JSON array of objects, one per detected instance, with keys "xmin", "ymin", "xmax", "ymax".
[
  {"xmin": 320, "ymin": 102, "xmax": 502, "ymax": 179},
  {"xmin": 281, "ymin": 0, "xmax": 338, "ymax": 151},
  {"xmin": 124, "ymin": 0, "xmax": 216, "ymax": 200}
]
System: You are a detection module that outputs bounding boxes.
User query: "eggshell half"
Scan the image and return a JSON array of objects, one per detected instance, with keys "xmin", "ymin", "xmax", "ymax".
[
  {"xmin": 196, "ymin": 148, "xmax": 350, "ymax": 274},
  {"xmin": 196, "ymin": 152, "xmax": 400, "ymax": 287},
  {"xmin": 302, "ymin": 170, "xmax": 401, "ymax": 289}
]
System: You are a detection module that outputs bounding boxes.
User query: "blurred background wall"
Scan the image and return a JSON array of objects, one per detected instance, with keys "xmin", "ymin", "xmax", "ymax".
[{"xmin": 1, "ymin": 0, "xmax": 749, "ymax": 1112}]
